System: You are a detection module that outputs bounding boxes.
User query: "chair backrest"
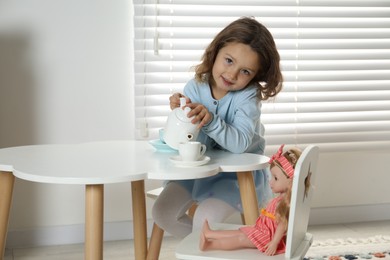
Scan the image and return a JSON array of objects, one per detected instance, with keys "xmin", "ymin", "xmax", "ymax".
[{"xmin": 285, "ymin": 145, "xmax": 319, "ymax": 259}]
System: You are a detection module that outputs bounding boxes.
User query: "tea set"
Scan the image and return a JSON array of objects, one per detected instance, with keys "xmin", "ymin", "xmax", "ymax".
[{"xmin": 149, "ymin": 98, "xmax": 210, "ymax": 167}]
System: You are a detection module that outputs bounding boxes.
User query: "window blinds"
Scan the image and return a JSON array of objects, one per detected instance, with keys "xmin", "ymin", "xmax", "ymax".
[{"xmin": 133, "ymin": 0, "xmax": 390, "ymax": 153}]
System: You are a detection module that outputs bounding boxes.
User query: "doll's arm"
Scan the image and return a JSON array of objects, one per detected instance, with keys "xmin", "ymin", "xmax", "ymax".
[{"xmin": 264, "ymin": 221, "xmax": 287, "ymax": 256}]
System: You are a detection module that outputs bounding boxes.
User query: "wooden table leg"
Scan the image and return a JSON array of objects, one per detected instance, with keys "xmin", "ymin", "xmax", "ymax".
[
  {"xmin": 0, "ymin": 171, "xmax": 15, "ymax": 259},
  {"xmin": 131, "ymin": 180, "xmax": 147, "ymax": 260},
  {"xmin": 146, "ymin": 223, "xmax": 164, "ymax": 260},
  {"xmin": 85, "ymin": 184, "xmax": 104, "ymax": 260},
  {"xmin": 236, "ymin": 171, "xmax": 259, "ymax": 225}
]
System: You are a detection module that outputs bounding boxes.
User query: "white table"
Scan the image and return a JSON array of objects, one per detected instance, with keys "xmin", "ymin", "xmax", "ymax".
[
  {"xmin": 0, "ymin": 140, "xmax": 269, "ymax": 260},
  {"xmin": 0, "ymin": 141, "xmax": 152, "ymax": 260}
]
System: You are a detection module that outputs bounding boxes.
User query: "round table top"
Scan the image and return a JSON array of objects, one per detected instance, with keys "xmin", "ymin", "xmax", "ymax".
[
  {"xmin": 0, "ymin": 141, "xmax": 151, "ymax": 184},
  {"xmin": 0, "ymin": 140, "xmax": 270, "ymax": 184}
]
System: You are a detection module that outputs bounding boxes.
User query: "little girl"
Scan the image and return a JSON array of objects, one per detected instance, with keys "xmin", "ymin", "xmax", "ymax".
[
  {"xmin": 199, "ymin": 145, "xmax": 302, "ymax": 256},
  {"xmin": 152, "ymin": 17, "xmax": 283, "ymax": 238}
]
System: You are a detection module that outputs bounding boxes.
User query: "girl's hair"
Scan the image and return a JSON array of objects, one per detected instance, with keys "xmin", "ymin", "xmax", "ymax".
[
  {"xmin": 272, "ymin": 147, "xmax": 302, "ymax": 229},
  {"xmin": 194, "ymin": 16, "xmax": 283, "ymax": 101}
]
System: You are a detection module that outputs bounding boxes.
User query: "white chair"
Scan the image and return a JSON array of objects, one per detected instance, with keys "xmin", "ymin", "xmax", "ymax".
[{"xmin": 175, "ymin": 145, "xmax": 319, "ymax": 260}]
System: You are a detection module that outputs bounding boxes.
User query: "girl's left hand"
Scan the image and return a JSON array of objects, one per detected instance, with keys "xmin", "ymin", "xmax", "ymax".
[{"xmin": 185, "ymin": 103, "xmax": 212, "ymax": 129}]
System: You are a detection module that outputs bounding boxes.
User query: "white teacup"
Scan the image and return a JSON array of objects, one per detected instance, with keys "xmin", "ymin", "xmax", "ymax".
[{"xmin": 178, "ymin": 141, "xmax": 206, "ymax": 161}]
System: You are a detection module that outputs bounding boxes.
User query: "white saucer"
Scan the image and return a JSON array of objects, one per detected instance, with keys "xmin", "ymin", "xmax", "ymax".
[{"xmin": 169, "ymin": 155, "xmax": 210, "ymax": 167}]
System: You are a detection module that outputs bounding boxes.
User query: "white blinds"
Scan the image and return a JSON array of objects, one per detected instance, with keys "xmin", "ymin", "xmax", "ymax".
[{"xmin": 133, "ymin": 0, "xmax": 390, "ymax": 153}]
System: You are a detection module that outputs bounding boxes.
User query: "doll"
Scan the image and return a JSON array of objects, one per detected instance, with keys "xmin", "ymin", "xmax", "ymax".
[{"xmin": 199, "ymin": 144, "xmax": 302, "ymax": 256}]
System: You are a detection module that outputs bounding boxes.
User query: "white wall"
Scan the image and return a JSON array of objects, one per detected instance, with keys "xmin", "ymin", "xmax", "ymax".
[
  {"xmin": 0, "ymin": 0, "xmax": 135, "ymax": 146},
  {"xmin": 0, "ymin": 0, "xmax": 162, "ymax": 246},
  {"xmin": 1, "ymin": 0, "xmax": 389, "ymax": 247}
]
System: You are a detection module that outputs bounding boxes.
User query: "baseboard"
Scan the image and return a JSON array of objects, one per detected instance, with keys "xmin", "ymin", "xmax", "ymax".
[
  {"xmin": 6, "ymin": 203, "xmax": 390, "ymax": 248},
  {"xmin": 309, "ymin": 203, "xmax": 390, "ymax": 225},
  {"xmin": 6, "ymin": 219, "xmax": 157, "ymax": 248}
]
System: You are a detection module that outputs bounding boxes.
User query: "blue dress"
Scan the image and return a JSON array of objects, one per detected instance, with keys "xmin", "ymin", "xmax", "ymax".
[{"xmin": 171, "ymin": 79, "xmax": 272, "ymax": 211}]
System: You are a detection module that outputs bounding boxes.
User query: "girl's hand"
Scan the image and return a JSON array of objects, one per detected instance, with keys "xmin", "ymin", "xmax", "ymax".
[
  {"xmin": 169, "ymin": 93, "xmax": 191, "ymax": 110},
  {"xmin": 185, "ymin": 103, "xmax": 212, "ymax": 129}
]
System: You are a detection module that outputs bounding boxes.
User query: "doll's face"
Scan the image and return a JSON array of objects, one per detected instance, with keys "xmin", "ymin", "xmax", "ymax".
[{"xmin": 269, "ymin": 165, "xmax": 292, "ymax": 194}]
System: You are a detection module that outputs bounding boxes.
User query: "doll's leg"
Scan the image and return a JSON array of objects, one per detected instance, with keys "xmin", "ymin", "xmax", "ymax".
[
  {"xmin": 152, "ymin": 182, "xmax": 194, "ymax": 238},
  {"xmin": 201, "ymin": 219, "xmax": 244, "ymax": 240},
  {"xmin": 199, "ymin": 222, "xmax": 255, "ymax": 251}
]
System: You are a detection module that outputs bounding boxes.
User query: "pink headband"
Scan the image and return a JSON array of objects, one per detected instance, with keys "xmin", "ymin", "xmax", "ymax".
[{"xmin": 268, "ymin": 144, "xmax": 294, "ymax": 178}]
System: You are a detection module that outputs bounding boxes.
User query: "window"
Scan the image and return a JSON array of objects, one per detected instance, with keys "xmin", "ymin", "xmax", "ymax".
[{"xmin": 133, "ymin": 0, "xmax": 390, "ymax": 153}]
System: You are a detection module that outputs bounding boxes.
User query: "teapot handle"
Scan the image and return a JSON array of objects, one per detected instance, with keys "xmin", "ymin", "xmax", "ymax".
[
  {"xmin": 180, "ymin": 97, "xmax": 186, "ymax": 108},
  {"xmin": 180, "ymin": 97, "xmax": 191, "ymax": 116}
]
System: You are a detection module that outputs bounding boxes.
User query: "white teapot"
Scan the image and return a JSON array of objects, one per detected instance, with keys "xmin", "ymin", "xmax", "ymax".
[{"xmin": 163, "ymin": 98, "xmax": 200, "ymax": 150}]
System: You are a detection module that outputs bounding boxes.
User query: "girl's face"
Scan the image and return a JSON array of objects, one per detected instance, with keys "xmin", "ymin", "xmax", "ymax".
[
  {"xmin": 211, "ymin": 42, "xmax": 260, "ymax": 99},
  {"xmin": 269, "ymin": 165, "xmax": 292, "ymax": 194}
]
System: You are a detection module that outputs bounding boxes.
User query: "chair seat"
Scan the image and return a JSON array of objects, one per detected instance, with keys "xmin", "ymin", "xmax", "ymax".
[
  {"xmin": 175, "ymin": 223, "xmax": 313, "ymax": 260},
  {"xmin": 146, "ymin": 187, "xmax": 164, "ymax": 200}
]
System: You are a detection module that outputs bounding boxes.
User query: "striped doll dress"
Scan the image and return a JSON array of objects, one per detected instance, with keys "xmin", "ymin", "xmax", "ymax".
[{"xmin": 239, "ymin": 195, "xmax": 286, "ymax": 254}]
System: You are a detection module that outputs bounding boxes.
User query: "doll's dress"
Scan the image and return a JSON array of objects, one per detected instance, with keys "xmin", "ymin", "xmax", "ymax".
[{"xmin": 239, "ymin": 195, "xmax": 286, "ymax": 254}]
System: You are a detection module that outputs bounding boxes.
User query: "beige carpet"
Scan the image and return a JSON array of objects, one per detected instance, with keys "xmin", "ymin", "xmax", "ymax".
[{"xmin": 306, "ymin": 235, "xmax": 390, "ymax": 259}]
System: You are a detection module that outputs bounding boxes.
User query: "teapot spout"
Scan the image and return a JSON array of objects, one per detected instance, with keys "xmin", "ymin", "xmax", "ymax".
[{"xmin": 187, "ymin": 133, "xmax": 195, "ymax": 141}]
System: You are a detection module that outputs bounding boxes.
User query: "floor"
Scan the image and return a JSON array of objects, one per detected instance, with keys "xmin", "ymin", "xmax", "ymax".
[{"xmin": 4, "ymin": 220, "xmax": 390, "ymax": 260}]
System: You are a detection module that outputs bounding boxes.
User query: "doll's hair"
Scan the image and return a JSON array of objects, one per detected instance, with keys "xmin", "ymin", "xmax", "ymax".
[
  {"xmin": 275, "ymin": 188, "xmax": 292, "ymax": 229},
  {"xmin": 194, "ymin": 16, "xmax": 283, "ymax": 101},
  {"xmin": 272, "ymin": 147, "xmax": 302, "ymax": 229},
  {"xmin": 271, "ymin": 147, "xmax": 302, "ymax": 179}
]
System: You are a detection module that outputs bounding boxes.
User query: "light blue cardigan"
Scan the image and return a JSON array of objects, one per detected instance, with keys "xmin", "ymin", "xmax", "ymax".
[{"xmin": 171, "ymin": 78, "xmax": 272, "ymax": 211}]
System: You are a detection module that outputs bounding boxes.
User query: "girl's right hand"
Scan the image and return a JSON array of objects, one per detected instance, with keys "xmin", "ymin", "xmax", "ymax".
[{"xmin": 169, "ymin": 93, "xmax": 191, "ymax": 110}]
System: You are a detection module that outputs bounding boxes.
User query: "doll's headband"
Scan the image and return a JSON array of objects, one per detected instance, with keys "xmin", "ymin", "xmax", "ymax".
[{"xmin": 268, "ymin": 144, "xmax": 294, "ymax": 178}]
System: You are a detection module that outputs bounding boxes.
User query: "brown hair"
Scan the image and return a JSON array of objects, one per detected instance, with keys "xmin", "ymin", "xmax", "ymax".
[{"xmin": 194, "ymin": 17, "xmax": 283, "ymax": 100}]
